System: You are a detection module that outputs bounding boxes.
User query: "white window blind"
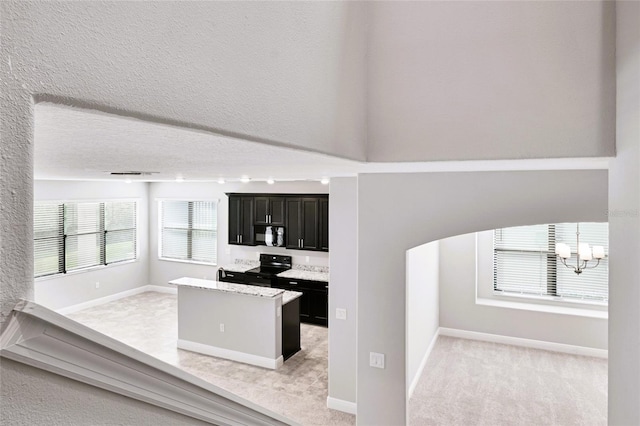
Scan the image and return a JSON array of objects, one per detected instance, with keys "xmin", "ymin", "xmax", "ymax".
[
  {"xmin": 494, "ymin": 222, "xmax": 608, "ymax": 303},
  {"xmin": 160, "ymin": 200, "xmax": 217, "ymax": 264},
  {"xmin": 34, "ymin": 200, "xmax": 137, "ymax": 278},
  {"xmin": 105, "ymin": 201, "xmax": 137, "ymax": 264},
  {"xmin": 34, "ymin": 202, "xmax": 64, "ymax": 277},
  {"xmin": 65, "ymin": 202, "xmax": 102, "ymax": 271}
]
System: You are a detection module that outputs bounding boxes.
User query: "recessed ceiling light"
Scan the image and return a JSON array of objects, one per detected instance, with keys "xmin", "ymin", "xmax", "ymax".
[
  {"xmin": 267, "ymin": 178, "xmax": 275, "ymax": 185},
  {"xmin": 320, "ymin": 177, "xmax": 330, "ymax": 185},
  {"xmin": 240, "ymin": 176, "xmax": 251, "ymax": 183},
  {"xmin": 125, "ymin": 178, "xmax": 132, "ymax": 184},
  {"xmin": 176, "ymin": 176, "xmax": 184, "ymax": 183},
  {"xmin": 217, "ymin": 178, "xmax": 225, "ymax": 184}
]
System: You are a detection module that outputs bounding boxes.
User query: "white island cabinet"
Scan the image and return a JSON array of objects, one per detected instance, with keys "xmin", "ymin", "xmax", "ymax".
[{"xmin": 169, "ymin": 277, "xmax": 301, "ymax": 369}]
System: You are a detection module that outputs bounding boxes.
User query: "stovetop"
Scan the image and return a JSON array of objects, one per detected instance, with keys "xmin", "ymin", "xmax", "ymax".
[
  {"xmin": 245, "ymin": 266, "xmax": 289, "ymax": 276},
  {"xmin": 245, "ymin": 253, "xmax": 292, "ymax": 276}
]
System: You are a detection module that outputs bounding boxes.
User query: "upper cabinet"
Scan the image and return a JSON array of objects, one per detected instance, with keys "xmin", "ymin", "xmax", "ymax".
[
  {"xmin": 227, "ymin": 193, "xmax": 328, "ymax": 252},
  {"xmin": 254, "ymin": 197, "xmax": 285, "ymax": 226},
  {"xmin": 285, "ymin": 198, "xmax": 320, "ymax": 250},
  {"xmin": 319, "ymin": 198, "xmax": 329, "ymax": 251},
  {"xmin": 228, "ymin": 195, "xmax": 254, "ymax": 246}
]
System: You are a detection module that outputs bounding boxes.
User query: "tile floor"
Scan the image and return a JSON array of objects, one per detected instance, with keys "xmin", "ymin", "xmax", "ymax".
[{"xmin": 67, "ymin": 291, "xmax": 355, "ymax": 426}]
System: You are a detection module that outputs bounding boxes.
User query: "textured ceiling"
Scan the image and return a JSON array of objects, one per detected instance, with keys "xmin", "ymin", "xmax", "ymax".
[{"xmin": 34, "ymin": 103, "xmax": 362, "ymax": 182}]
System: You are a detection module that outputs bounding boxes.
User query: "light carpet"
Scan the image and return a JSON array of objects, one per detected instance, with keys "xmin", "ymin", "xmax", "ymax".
[{"xmin": 409, "ymin": 336, "xmax": 607, "ymax": 425}]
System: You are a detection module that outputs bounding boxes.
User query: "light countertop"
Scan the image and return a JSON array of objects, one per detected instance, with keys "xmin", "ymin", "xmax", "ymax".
[
  {"xmin": 277, "ymin": 269, "xmax": 329, "ymax": 282},
  {"xmin": 218, "ymin": 263, "xmax": 256, "ymax": 273},
  {"xmin": 169, "ymin": 277, "xmax": 302, "ymax": 304}
]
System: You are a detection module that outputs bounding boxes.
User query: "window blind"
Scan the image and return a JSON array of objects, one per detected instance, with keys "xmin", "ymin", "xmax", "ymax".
[
  {"xmin": 34, "ymin": 202, "xmax": 64, "ymax": 277},
  {"xmin": 160, "ymin": 200, "xmax": 217, "ymax": 264},
  {"xmin": 105, "ymin": 201, "xmax": 137, "ymax": 264},
  {"xmin": 33, "ymin": 200, "xmax": 137, "ymax": 278},
  {"xmin": 64, "ymin": 202, "xmax": 102, "ymax": 271},
  {"xmin": 494, "ymin": 222, "xmax": 608, "ymax": 303}
]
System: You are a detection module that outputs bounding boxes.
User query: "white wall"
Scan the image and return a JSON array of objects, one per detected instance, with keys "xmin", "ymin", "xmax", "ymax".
[
  {"xmin": 328, "ymin": 177, "xmax": 358, "ymax": 406},
  {"xmin": 357, "ymin": 169, "xmax": 608, "ymax": 425},
  {"xmin": 609, "ymin": 2, "xmax": 640, "ymax": 423},
  {"xmin": 33, "ymin": 180, "xmax": 150, "ymax": 311},
  {"xmin": 439, "ymin": 232, "xmax": 607, "ymax": 350},
  {"xmin": 367, "ymin": 1, "xmax": 615, "ymax": 162},
  {"xmin": 406, "ymin": 241, "xmax": 439, "ymax": 395},
  {"xmin": 1, "ymin": 1, "xmax": 367, "ymax": 160},
  {"xmin": 148, "ymin": 181, "xmax": 329, "ymax": 287}
]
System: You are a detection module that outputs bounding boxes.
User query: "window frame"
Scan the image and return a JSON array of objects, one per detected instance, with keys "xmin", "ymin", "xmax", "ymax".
[
  {"xmin": 34, "ymin": 199, "xmax": 139, "ymax": 279},
  {"xmin": 158, "ymin": 199, "xmax": 218, "ymax": 266}
]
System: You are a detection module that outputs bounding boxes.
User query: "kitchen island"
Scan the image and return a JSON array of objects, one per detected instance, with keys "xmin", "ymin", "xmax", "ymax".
[{"xmin": 169, "ymin": 277, "xmax": 302, "ymax": 369}]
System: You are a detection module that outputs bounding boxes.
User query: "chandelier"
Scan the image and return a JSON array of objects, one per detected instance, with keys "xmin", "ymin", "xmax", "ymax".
[{"xmin": 555, "ymin": 223, "xmax": 605, "ymax": 274}]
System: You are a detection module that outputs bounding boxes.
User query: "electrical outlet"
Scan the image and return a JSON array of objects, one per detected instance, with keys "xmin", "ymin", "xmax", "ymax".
[
  {"xmin": 225, "ymin": 247, "xmax": 231, "ymax": 255},
  {"xmin": 95, "ymin": 282, "xmax": 100, "ymax": 289},
  {"xmin": 276, "ymin": 306, "xmax": 282, "ymax": 317},
  {"xmin": 305, "ymin": 256, "xmax": 310, "ymax": 263},
  {"xmin": 219, "ymin": 323, "xmax": 225, "ymax": 332},
  {"xmin": 369, "ymin": 352, "xmax": 385, "ymax": 369},
  {"xmin": 336, "ymin": 308, "xmax": 347, "ymax": 320}
]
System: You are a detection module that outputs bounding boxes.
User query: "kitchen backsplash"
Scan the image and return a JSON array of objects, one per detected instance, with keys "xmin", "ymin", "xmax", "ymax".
[
  {"xmin": 291, "ymin": 264, "xmax": 329, "ymax": 273},
  {"xmin": 234, "ymin": 259, "xmax": 259, "ymax": 267}
]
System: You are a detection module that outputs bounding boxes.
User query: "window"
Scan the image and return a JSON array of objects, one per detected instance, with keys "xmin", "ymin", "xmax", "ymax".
[
  {"xmin": 493, "ymin": 222, "xmax": 608, "ymax": 304},
  {"xmin": 159, "ymin": 200, "xmax": 217, "ymax": 264},
  {"xmin": 34, "ymin": 200, "xmax": 137, "ymax": 278}
]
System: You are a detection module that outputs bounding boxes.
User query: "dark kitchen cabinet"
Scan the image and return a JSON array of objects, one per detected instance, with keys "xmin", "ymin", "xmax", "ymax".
[
  {"xmin": 319, "ymin": 198, "xmax": 329, "ymax": 251},
  {"xmin": 274, "ymin": 277, "xmax": 328, "ymax": 327},
  {"xmin": 226, "ymin": 193, "xmax": 328, "ymax": 252},
  {"xmin": 228, "ymin": 195, "xmax": 254, "ymax": 246},
  {"xmin": 286, "ymin": 197, "xmax": 322, "ymax": 251},
  {"xmin": 254, "ymin": 197, "xmax": 285, "ymax": 226}
]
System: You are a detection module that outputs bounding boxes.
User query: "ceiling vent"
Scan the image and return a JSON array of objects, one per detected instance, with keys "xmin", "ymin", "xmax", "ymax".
[{"xmin": 108, "ymin": 171, "xmax": 159, "ymax": 176}]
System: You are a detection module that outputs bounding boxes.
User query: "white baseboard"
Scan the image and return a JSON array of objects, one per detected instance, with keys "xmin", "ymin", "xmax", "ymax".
[
  {"xmin": 177, "ymin": 339, "xmax": 283, "ymax": 370},
  {"xmin": 408, "ymin": 328, "xmax": 440, "ymax": 399},
  {"xmin": 439, "ymin": 327, "xmax": 608, "ymax": 359},
  {"xmin": 327, "ymin": 396, "xmax": 357, "ymax": 415},
  {"xmin": 56, "ymin": 285, "xmax": 177, "ymax": 315}
]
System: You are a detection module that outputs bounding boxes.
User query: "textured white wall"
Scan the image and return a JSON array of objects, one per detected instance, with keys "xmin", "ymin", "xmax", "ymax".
[
  {"xmin": 2, "ymin": 1, "xmax": 367, "ymax": 160},
  {"xmin": 33, "ymin": 181, "xmax": 150, "ymax": 311},
  {"xmin": 609, "ymin": 1, "xmax": 640, "ymax": 423},
  {"xmin": 0, "ymin": 358, "xmax": 209, "ymax": 425},
  {"xmin": 328, "ymin": 177, "xmax": 358, "ymax": 405},
  {"xmin": 439, "ymin": 232, "xmax": 607, "ymax": 350},
  {"xmin": 406, "ymin": 241, "xmax": 439, "ymax": 393},
  {"xmin": 357, "ymin": 170, "xmax": 608, "ymax": 425},
  {"xmin": 367, "ymin": 1, "xmax": 615, "ymax": 162}
]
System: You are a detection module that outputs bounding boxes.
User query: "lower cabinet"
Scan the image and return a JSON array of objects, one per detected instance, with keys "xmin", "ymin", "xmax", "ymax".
[{"xmin": 274, "ymin": 278, "xmax": 328, "ymax": 327}]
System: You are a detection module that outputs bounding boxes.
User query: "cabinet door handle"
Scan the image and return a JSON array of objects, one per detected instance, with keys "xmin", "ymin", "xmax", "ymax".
[
  {"xmin": 266, "ymin": 214, "xmax": 268, "ymax": 223},
  {"xmin": 240, "ymin": 235, "xmax": 242, "ymax": 243},
  {"xmin": 301, "ymin": 238, "xmax": 304, "ymax": 248},
  {"xmin": 289, "ymin": 281, "xmax": 298, "ymax": 285},
  {"xmin": 227, "ymin": 273, "xmax": 235, "ymax": 277}
]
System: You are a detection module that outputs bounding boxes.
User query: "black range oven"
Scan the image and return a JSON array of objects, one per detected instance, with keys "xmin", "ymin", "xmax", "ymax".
[
  {"xmin": 244, "ymin": 254, "xmax": 292, "ymax": 287},
  {"xmin": 219, "ymin": 254, "xmax": 292, "ymax": 287}
]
